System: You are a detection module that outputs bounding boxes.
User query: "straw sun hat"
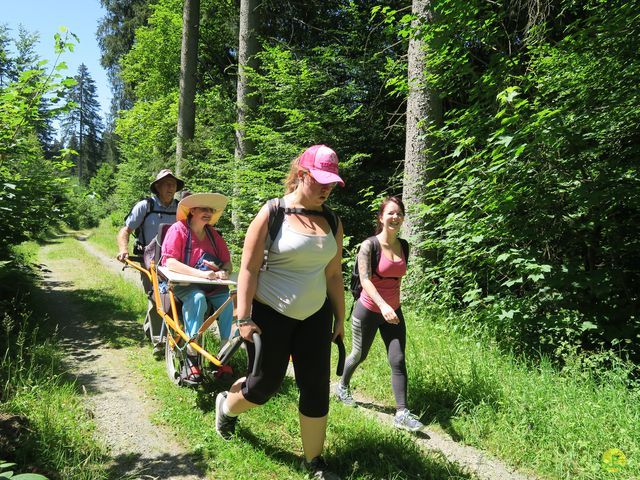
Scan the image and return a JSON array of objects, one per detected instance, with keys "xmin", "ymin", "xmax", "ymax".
[{"xmin": 177, "ymin": 193, "xmax": 228, "ymax": 225}]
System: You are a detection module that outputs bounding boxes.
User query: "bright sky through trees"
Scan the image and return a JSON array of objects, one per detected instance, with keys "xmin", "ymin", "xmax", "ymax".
[{"xmin": 2, "ymin": 0, "xmax": 111, "ymax": 120}]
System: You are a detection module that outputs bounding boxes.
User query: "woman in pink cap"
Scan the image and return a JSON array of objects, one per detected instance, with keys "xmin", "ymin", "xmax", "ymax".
[{"xmin": 215, "ymin": 145, "xmax": 345, "ymax": 479}]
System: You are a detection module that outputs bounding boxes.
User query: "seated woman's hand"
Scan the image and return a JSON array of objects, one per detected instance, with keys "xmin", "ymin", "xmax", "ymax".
[
  {"xmin": 202, "ymin": 269, "xmax": 228, "ymax": 280},
  {"xmin": 215, "ymin": 270, "xmax": 229, "ymax": 280},
  {"xmin": 203, "ymin": 270, "xmax": 218, "ymax": 280}
]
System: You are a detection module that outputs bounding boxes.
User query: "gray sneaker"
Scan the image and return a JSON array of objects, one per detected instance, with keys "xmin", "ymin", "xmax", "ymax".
[
  {"xmin": 215, "ymin": 391, "xmax": 237, "ymax": 439},
  {"xmin": 334, "ymin": 383, "xmax": 355, "ymax": 407},
  {"xmin": 393, "ymin": 408, "xmax": 424, "ymax": 432},
  {"xmin": 302, "ymin": 456, "xmax": 341, "ymax": 480}
]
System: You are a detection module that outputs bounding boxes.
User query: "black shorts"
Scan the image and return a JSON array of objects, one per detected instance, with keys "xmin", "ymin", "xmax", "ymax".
[{"xmin": 242, "ymin": 299, "xmax": 333, "ymax": 417}]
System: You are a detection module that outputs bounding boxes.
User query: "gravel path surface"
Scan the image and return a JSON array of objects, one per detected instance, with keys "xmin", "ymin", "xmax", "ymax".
[
  {"xmin": 336, "ymin": 392, "xmax": 537, "ymax": 480},
  {"xmin": 38, "ymin": 238, "xmax": 206, "ymax": 480},
  {"xmin": 39, "ymin": 235, "xmax": 536, "ymax": 480}
]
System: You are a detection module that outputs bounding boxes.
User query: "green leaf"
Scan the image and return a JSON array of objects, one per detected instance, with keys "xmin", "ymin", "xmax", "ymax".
[
  {"xmin": 581, "ymin": 321, "xmax": 598, "ymax": 331},
  {"xmin": 462, "ymin": 288, "xmax": 482, "ymax": 302},
  {"xmin": 498, "ymin": 309, "xmax": 517, "ymax": 320},
  {"xmin": 503, "ymin": 277, "xmax": 523, "ymax": 287},
  {"xmin": 495, "ymin": 135, "xmax": 513, "ymax": 147}
]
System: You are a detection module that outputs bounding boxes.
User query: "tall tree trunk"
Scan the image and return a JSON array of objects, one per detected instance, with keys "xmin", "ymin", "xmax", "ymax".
[
  {"xmin": 232, "ymin": 0, "xmax": 258, "ymax": 228},
  {"xmin": 176, "ymin": 0, "xmax": 200, "ymax": 176},
  {"xmin": 78, "ymin": 73, "xmax": 84, "ymax": 183},
  {"xmin": 402, "ymin": 0, "xmax": 441, "ymax": 256}
]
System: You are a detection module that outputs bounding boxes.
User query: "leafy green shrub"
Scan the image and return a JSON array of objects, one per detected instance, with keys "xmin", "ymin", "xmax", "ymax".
[
  {"xmin": 405, "ymin": 0, "xmax": 640, "ymax": 364},
  {"xmin": 61, "ymin": 185, "xmax": 103, "ymax": 230},
  {"xmin": 0, "ymin": 29, "xmax": 78, "ymax": 259}
]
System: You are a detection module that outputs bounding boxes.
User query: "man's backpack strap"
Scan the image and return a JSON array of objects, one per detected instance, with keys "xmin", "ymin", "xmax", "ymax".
[
  {"xmin": 129, "ymin": 197, "xmax": 179, "ymax": 253},
  {"xmin": 138, "ymin": 197, "xmax": 154, "ymax": 246}
]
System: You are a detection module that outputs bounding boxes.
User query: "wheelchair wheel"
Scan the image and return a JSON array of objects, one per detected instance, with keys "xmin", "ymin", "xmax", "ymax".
[{"xmin": 165, "ymin": 336, "xmax": 183, "ymax": 386}]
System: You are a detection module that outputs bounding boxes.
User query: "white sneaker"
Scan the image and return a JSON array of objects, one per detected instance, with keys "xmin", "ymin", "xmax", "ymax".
[
  {"xmin": 394, "ymin": 409, "xmax": 424, "ymax": 432},
  {"xmin": 334, "ymin": 383, "xmax": 355, "ymax": 406}
]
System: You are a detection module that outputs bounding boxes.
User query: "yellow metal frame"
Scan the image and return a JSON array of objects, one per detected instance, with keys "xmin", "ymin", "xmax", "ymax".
[{"xmin": 125, "ymin": 258, "xmax": 235, "ymax": 368}]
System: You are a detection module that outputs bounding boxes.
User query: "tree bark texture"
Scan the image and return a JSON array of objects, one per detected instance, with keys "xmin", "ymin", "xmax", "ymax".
[
  {"xmin": 232, "ymin": 0, "xmax": 258, "ymax": 227},
  {"xmin": 176, "ymin": 0, "xmax": 200, "ymax": 175},
  {"xmin": 235, "ymin": 0, "xmax": 258, "ymax": 161},
  {"xmin": 402, "ymin": 0, "xmax": 442, "ymax": 253}
]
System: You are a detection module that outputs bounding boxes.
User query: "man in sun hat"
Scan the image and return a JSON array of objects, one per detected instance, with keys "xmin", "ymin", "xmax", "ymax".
[
  {"xmin": 116, "ymin": 168, "xmax": 185, "ymax": 349},
  {"xmin": 117, "ymin": 169, "xmax": 185, "ymax": 262}
]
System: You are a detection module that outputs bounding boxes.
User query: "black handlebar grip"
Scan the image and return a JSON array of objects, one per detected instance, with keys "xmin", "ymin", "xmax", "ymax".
[
  {"xmin": 252, "ymin": 332, "xmax": 263, "ymax": 377},
  {"xmin": 334, "ymin": 336, "xmax": 345, "ymax": 376}
]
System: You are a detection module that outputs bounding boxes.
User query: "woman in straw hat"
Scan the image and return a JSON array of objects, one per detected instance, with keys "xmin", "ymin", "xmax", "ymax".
[{"xmin": 161, "ymin": 192, "xmax": 233, "ymax": 384}]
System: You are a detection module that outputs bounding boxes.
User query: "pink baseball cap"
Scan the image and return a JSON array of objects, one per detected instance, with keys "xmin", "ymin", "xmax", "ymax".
[{"xmin": 298, "ymin": 145, "xmax": 345, "ymax": 187}]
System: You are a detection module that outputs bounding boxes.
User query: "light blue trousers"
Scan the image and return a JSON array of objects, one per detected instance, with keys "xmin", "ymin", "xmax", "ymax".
[{"xmin": 173, "ymin": 285, "xmax": 233, "ymax": 341}]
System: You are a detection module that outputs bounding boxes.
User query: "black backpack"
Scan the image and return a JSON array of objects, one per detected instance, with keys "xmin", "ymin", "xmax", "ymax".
[
  {"xmin": 261, "ymin": 197, "xmax": 339, "ymax": 271},
  {"xmin": 349, "ymin": 235, "xmax": 409, "ymax": 304},
  {"xmin": 125, "ymin": 197, "xmax": 177, "ymax": 255}
]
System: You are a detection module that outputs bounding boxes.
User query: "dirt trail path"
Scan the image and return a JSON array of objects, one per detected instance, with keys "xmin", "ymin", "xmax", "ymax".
[
  {"xmin": 338, "ymin": 392, "xmax": 536, "ymax": 480},
  {"xmin": 37, "ymin": 238, "xmax": 206, "ymax": 480},
  {"xmin": 41, "ymin": 236, "xmax": 535, "ymax": 480}
]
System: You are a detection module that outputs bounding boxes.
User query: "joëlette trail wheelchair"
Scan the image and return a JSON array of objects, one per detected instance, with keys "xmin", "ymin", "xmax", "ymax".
[{"xmin": 124, "ymin": 223, "xmax": 261, "ymax": 387}]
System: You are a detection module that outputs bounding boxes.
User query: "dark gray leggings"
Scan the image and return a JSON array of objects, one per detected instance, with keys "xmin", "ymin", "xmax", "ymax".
[{"xmin": 342, "ymin": 301, "xmax": 408, "ymax": 410}]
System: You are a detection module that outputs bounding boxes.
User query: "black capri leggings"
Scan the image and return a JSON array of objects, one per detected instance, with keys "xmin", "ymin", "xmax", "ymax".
[{"xmin": 242, "ymin": 298, "xmax": 333, "ymax": 417}]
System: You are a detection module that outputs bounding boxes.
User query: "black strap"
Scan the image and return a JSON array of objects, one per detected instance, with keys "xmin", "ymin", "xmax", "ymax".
[
  {"xmin": 262, "ymin": 197, "xmax": 339, "ymax": 271},
  {"xmin": 184, "ymin": 221, "xmax": 219, "ymax": 266},
  {"xmin": 137, "ymin": 197, "xmax": 177, "ymax": 246}
]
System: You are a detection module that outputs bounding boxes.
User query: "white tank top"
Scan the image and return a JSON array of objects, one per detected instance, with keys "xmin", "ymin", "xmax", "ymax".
[{"xmin": 255, "ymin": 218, "xmax": 337, "ymax": 320}]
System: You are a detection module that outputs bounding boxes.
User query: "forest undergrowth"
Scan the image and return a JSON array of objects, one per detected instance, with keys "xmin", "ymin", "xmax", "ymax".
[{"xmin": 0, "ymin": 224, "xmax": 637, "ymax": 479}]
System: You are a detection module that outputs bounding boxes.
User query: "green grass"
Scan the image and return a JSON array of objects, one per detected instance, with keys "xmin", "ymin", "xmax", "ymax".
[
  {"xmin": 10, "ymin": 227, "xmax": 640, "ymax": 480},
  {"xmin": 85, "ymin": 223, "xmax": 471, "ymax": 478},
  {"xmin": 130, "ymin": 347, "xmax": 470, "ymax": 480},
  {"xmin": 83, "ymin": 223, "xmax": 640, "ymax": 479},
  {"xmin": 341, "ymin": 308, "xmax": 639, "ymax": 480},
  {"xmin": 1, "ymin": 241, "xmax": 110, "ymax": 479},
  {"xmin": 86, "ymin": 218, "xmax": 119, "ymax": 258}
]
